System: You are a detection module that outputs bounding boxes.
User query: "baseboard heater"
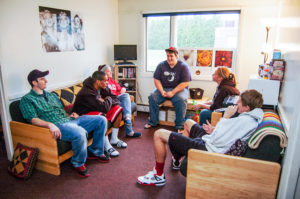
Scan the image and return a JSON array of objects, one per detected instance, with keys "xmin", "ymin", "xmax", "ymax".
[{"xmin": 137, "ymin": 104, "xmax": 149, "ymax": 113}]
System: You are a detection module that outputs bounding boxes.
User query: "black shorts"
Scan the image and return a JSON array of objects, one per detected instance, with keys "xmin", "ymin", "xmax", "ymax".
[{"xmin": 168, "ymin": 124, "xmax": 207, "ymax": 159}]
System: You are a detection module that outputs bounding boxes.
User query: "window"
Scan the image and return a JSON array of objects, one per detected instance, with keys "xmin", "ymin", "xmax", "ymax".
[
  {"xmin": 146, "ymin": 16, "xmax": 170, "ymax": 72},
  {"xmin": 144, "ymin": 11, "xmax": 240, "ymax": 78}
]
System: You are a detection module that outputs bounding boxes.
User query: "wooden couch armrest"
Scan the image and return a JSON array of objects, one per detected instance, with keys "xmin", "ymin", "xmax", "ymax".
[
  {"xmin": 10, "ymin": 121, "xmax": 59, "ymax": 163},
  {"xmin": 10, "ymin": 121, "xmax": 56, "ymax": 146},
  {"xmin": 130, "ymin": 95, "xmax": 134, "ymax": 102},
  {"xmin": 186, "ymin": 149, "xmax": 281, "ymax": 199},
  {"xmin": 211, "ymin": 111, "xmax": 222, "ymax": 127}
]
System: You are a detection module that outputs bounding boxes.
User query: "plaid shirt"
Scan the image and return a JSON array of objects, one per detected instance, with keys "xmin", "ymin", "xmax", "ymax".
[{"xmin": 19, "ymin": 89, "xmax": 72, "ymax": 126}]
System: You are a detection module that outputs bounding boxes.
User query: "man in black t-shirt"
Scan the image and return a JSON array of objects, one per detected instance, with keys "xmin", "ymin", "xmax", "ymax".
[{"xmin": 145, "ymin": 47, "xmax": 191, "ymax": 130}]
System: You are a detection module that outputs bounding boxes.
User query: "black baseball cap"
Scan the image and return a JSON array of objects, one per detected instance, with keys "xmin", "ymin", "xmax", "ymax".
[
  {"xmin": 165, "ymin": 47, "xmax": 178, "ymax": 55},
  {"xmin": 27, "ymin": 69, "xmax": 49, "ymax": 84}
]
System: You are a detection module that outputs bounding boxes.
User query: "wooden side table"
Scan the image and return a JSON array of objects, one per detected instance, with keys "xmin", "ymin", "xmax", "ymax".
[{"xmin": 159, "ymin": 98, "xmax": 209, "ymax": 126}]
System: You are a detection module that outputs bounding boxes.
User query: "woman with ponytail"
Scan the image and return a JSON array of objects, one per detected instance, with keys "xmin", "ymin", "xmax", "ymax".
[{"xmin": 193, "ymin": 67, "xmax": 240, "ymax": 125}]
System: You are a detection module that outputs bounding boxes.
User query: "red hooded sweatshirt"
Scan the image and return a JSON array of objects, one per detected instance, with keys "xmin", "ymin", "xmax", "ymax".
[{"xmin": 107, "ymin": 78, "xmax": 125, "ymax": 96}]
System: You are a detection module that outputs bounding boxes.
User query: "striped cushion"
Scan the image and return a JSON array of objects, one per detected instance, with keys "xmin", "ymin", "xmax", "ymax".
[
  {"xmin": 248, "ymin": 110, "xmax": 287, "ymax": 149},
  {"xmin": 53, "ymin": 83, "xmax": 83, "ymax": 107}
]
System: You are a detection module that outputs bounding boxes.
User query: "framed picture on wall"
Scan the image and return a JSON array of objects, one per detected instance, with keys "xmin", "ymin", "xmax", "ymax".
[
  {"xmin": 178, "ymin": 47, "xmax": 235, "ymax": 80},
  {"xmin": 196, "ymin": 50, "xmax": 213, "ymax": 67},
  {"xmin": 178, "ymin": 49, "xmax": 195, "ymax": 67},
  {"xmin": 39, "ymin": 6, "xmax": 85, "ymax": 52},
  {"xmin": 214, "ymin": 50, "xmax": 234, "ymax": 68}
]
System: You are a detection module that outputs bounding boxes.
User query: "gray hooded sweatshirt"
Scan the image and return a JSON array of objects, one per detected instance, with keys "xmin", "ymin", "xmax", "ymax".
[{"xmin": 202, "ymin": 108, "xmax": 264, "ymax": 154}]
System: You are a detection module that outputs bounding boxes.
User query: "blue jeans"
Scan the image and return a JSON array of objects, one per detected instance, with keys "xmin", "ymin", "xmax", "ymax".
[
  {"xmin": 199, "ymin": 109, "xmax": 212, "ymax": 126},
  {"xmin": 148, "ymin": 88, "xmax": 188, "ymax": 129},
  {"xmin": 117, "ymin": 93, "xmax": 131, "ymax": 118},
  {"xmin": 117, "ymin": 93, "xmax": 133, "ymax": 135},
  {"xmin": 58, "ymin": 115, "xmax": 107, "ymax": 167}
]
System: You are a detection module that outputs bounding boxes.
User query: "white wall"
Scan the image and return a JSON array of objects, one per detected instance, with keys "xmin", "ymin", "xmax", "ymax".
[
  {"xmin": 0, "ymin": 0, "xmax": 119, "ymax": 99},
  {"xmin": 117, "ymin": 0, "xmax": 281, "ymax": 104},
  {"xmin": 0, "ymin": 0, "xmax": 119, "ymax": 158},
  {"xmin": 276, "ymin": 0, "xmax": 300, "ymax": 198}
]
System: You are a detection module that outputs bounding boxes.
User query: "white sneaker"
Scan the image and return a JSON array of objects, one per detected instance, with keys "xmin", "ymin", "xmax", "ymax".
[
  {"xmin": 110, "ymin": 140, "xmax": 127, "ymax": 148},
  {"xmin": 137, "ymin": 169, "xmax": 166, "ymax": 186},
  {"xmin": 105, "ymin": 147, "xmax": 119, "ymax": 157}
]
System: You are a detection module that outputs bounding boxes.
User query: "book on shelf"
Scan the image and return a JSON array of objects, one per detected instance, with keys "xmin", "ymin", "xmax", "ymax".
[
  {"xmin": 119, "ymin": 68, "xmax": 136, "ymax": 78},
  {"xmin": 127, "ymin": 68, "xmax": 134, "ymax": 78},
  {"xmin": 122, "ymin": 68, "xmax": 125, "ymax": 78}
]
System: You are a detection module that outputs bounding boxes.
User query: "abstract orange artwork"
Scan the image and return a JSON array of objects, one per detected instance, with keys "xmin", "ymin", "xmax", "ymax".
[{"xmin": 197, "ymin": 50, "xmax": 213, "ymax": 67}]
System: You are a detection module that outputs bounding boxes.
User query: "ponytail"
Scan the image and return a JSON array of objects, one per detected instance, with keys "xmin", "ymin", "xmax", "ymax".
[
  {"xmin": 216, "ymin": 67, "xmax": 237, "ymax": 87},
  {"xmin": 229, "ymin": 73, "xmax": 237, "ymax": 87}
]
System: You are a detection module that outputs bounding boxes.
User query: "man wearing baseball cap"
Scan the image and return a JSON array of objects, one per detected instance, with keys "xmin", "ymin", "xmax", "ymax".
[
  {"xmin": 145, "ymin": 47, "xmax": 191, "ymax": 130},
  {"xmin": 20, "ymin": 69, "xmax": 109, "ymax": 178}
]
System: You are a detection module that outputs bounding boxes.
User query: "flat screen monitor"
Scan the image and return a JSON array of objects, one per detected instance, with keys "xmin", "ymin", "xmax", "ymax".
[{"xmin": 114, "ymin": 45, "xmax": 137, "ymax": 64}]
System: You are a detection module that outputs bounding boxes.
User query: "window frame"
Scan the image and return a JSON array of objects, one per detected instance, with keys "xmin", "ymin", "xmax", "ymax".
[{"xmin": 142, "ymin": 10, "xmax": 241, "ymax": 80}]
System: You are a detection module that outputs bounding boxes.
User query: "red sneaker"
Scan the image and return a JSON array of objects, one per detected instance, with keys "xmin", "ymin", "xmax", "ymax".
[{"xmin": 74, "ymin": 165, "xmax": 90, "ymax": 178}]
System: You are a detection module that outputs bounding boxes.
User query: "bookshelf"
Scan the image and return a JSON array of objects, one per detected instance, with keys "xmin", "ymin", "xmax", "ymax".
[{"xmin": 114, "ymin": 64, "xmax": 137, "ymax": 102}]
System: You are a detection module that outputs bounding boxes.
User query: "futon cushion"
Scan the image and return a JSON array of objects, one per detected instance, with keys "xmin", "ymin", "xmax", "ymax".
[
  {"xmin": 9, "ymin": 100, "xmax": 27, "ymax": 123},
  {"xmin": 180, "ymin": 156, "xmax": 188, "ymax": 177},
  {"xmin": 244, "ymin": 135, "xmax": 282, "ymax": 162},
  {"xmin": 53, "ymin": 83, "xmax": 83, "ymax": 107},
  {"xmin": 8, "ymin": 143, "xmax": 39, "ymax": 180}
]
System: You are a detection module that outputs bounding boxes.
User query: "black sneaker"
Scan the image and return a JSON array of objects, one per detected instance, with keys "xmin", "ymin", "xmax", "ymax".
[
  {"xmin": 87, "ymin": 151, "xmax": 110, "ymax": 163},
  {"xmin": 74, "ymin": 165, "xmax": 90, "ymax": 178},
  {"xmin": 172, "ymin": 156, "xmax": 185, "ymax": 170}
]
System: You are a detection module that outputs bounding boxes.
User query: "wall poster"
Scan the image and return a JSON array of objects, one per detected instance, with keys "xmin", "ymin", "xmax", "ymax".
[
  {"xmin": 215, "ymin": 50, "xmax": 233, "ymax": 68},
  {"xmin": 178, "ymin": 47, "xmax": 235, "ymax": 79},
  {"xmin": 39, "ymin": 6, "xmax": 85, "ymax": 52},
  {"xmin": 178, "ymin": 49, "xmax": 195, "ymax": 67},
  {"xmin": 197, "ymin": 50, "xmax": 213, "ymax": 67}
]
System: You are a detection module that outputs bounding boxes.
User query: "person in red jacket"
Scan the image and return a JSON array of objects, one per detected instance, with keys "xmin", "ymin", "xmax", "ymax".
[{"xmin": 98, "ymin": 65, "xmax": 141, "ymax": 138}]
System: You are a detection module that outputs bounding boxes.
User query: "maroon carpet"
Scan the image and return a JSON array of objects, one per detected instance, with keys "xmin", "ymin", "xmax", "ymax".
[{"xmin": 0, "ymin": 112, "xmax": 186, "ymax": 199}]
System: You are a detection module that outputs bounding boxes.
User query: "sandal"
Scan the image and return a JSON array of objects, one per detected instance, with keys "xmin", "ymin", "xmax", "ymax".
[
  {"xmin": 144, "ymin": 123, "xmax": 156, "ymax": 129},
  {"xmin": 126, "ymin": 132, "xmax": 142, "ymax": 138},
  {"xmin": 111, "ymin": 140, "xmax": 127, "ymax": 148}
]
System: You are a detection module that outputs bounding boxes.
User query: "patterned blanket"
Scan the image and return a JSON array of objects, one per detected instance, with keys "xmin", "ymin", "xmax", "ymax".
[{"xmin": 248, "ymin": 110, "xmax": 288, "ymax": 149}]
